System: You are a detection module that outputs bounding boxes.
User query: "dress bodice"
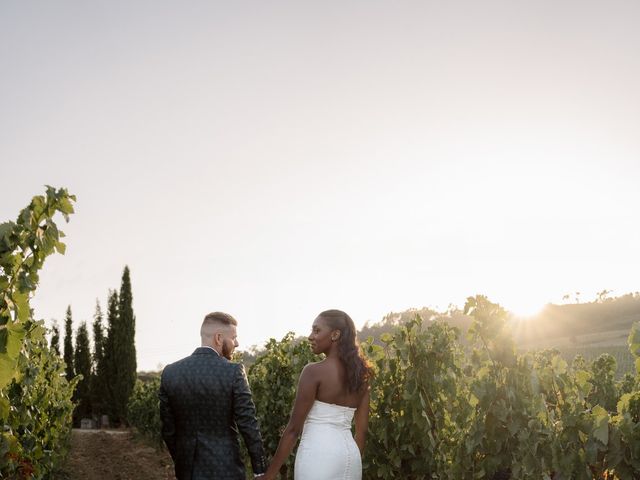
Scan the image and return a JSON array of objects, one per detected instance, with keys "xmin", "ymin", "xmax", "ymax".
[
  {"xmin": 295, "ymin": 400, "xmax": 361, "ymax": 479},
  {"xmin": 303, "ymin": 400, "xmax": 356, "ymax": 430}
]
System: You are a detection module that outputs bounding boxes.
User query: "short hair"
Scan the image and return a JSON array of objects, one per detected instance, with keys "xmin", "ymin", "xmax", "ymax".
[
  {"xmin": 202, "ymin": 312, "xmax": 237, "ymax": 328},
  {"xmin": 201, "ymin": 312, "xmax": 237, "ymax": 340}
]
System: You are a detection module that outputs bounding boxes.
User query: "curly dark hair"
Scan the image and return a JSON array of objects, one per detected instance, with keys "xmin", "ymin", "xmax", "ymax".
[{"xmin": 318, "ymin": 309, "xmax": 372, "ymax": 393}]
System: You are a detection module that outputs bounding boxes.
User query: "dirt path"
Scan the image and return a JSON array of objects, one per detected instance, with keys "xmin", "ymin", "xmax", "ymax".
[{"xmin": 60, "ymin": 429, "xmax": 174, "ymax": 480}]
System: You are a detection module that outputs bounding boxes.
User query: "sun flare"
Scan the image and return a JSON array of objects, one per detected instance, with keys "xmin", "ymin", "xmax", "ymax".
[{"xmin": 506, "ymin": 300, "xmax": 544, "ymax": 319}]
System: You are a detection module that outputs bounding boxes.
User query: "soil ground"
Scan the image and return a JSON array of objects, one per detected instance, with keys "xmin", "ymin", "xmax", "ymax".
[{"xmin": 58, "ymin": 429, "xmax": 174, "ymax": 480}]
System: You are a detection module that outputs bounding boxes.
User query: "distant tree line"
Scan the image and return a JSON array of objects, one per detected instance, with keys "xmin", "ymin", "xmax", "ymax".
[{"xmin": 50, "ymin": 266, "xmax": 137, "ymax": 427}]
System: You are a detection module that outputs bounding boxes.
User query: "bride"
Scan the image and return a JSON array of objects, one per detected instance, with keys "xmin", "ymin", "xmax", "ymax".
[{"xmin": 258, "ymin": 309, "xmax": 372, "ymax": 480}]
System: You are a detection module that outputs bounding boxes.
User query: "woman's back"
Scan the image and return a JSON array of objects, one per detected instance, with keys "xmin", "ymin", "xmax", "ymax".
[{"xmin": 314, "ymin": 358, "xmax": 365, "ymax": 408}]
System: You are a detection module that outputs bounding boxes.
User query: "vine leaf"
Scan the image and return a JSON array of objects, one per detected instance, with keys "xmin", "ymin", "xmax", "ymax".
[
  {"xmin": 591, "ymin": 405, "xmax": 609, "ymax": 445},
  {"xmin": 629, "ymin": 322, "xmax": 640, "ymax": 357}
]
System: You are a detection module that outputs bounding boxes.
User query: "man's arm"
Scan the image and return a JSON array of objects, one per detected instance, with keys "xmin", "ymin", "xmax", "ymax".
[
  {"xmin": 158, "ymin": 370, "xmax": 177, "ymax": 461},
  {"xmin": 232, "ymin": 364, "xmax": 266, "ymax": 475}
]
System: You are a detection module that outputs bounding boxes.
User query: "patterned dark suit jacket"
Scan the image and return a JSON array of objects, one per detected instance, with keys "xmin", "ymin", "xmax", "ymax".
[{"xmin": 159, "ymin": 347, "xmax": 266, "ymax": 479}]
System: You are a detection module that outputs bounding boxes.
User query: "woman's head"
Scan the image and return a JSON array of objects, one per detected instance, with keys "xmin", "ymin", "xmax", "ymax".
[{"xmin": 308, "ymin": 309, "xmax": 371, "ymax": 393}]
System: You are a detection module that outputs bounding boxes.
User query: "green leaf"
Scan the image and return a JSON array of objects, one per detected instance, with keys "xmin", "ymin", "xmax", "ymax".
[
  {"xmin": 575, "ymin": 369, "xmax": 593, "ymax": 397},
  {"xmin": 29, "ymin": 323, "xmax": 45, "ymax": 342},
  {"xmin": 58, "ymin": 197, "xmax": 75, "ymax": 216},
  {"xmin": 0, "ymin": 354, "xmax": 17, "ymax": 389},
  {"xmin": 5, "ymin": 323, "xmax": 25, "ymax": 358},
  {"xmin": 591, "ymin": 405, "xmax": 609, "ymax": 445},
  {"xmin": 473, "ymin": 467, "xmax": 485, "ymax": 479},
  {"xmin": 617, "ymin": 393, "xmax": 632, "ymax": 415},
  {"xmin": 55, "ymin": 241, "xmax": 66, "ymax": 254},
  {"xmin": 628, "ymin": 322, "xmax": 640, "ymax": 356},
  {"xmin": 0, "ymin": 222, "xmax": 16, "ymax": 241},
  {"xmin": 551, "ymin": 355, "xmax": 568, "ymax": 375},
  {"xmin": 0, "ymin": 395, "xmax": 9, "ymax": 419},
  {"xmin": 13, "ymin": 291, "xmax": 30, "ymax": 321}
]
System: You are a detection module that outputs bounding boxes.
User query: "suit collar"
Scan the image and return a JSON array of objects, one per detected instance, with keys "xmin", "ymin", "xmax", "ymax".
[{"xmin": 193, "ymin": 346, "xmax": 221, "ymax": 356}]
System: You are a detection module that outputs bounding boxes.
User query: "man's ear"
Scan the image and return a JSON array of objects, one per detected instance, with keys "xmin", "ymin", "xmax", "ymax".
[{"xmin": 214, "ymin": 331, "xmax": 223, "ymax": 346}]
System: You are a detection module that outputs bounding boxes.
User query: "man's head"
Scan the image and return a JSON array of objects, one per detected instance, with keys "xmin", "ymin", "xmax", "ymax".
[{"xmin": 201, "ymin": 312, "xmax": 239, "ymax": 360}]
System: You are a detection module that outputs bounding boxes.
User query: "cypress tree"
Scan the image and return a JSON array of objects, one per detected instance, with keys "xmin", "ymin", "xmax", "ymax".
[
  {"xmin": 91, "ymin": 300, "xmax": 106, "ymax": 416},
  {"xmin": 103, "ymin": 289, "xmax": 119, "ymax": 422},
  {"xmin": 63, "ymin": 306, "xmax": 74, "ymax": 381},
  {"xmin": 73, "ymin": 322, "xmax": 92, "ymax": 424},
  {"xmin": 113, "ymin": 266, "xmax": 137, "ymax": 425},
  {"xmin": 50, "ymin": 320, "xmax": 60, "ymax": 356}
]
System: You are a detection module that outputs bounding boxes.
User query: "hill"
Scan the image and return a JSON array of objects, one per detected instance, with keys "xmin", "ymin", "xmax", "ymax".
[
  {"xmin": 358, "ymin": 293, "xmax": 640, "ymax": 376},
  {"xmin": 360, "ymin": 293, "xmax": 640, "ymax": 347},
  {"xmin": 512, "ymin": 293, "xmax": 640, "ymax": 349}
]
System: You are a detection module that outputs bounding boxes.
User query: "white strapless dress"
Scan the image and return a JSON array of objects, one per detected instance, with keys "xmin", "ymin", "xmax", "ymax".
[{"xmin": 294, "ymin": 400, "xmax": 362, "ymax": 480}]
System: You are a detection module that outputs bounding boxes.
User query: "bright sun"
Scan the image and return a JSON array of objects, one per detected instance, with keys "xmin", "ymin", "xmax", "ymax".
[{"xmin": 506, "ymin": 299, "xmax": 544, "ymax": 319}]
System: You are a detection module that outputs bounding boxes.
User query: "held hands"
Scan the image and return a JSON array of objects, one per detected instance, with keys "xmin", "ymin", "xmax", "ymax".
[{"xmin": 254, "ymin": 472, "xmax": 276, "ymax": 480}]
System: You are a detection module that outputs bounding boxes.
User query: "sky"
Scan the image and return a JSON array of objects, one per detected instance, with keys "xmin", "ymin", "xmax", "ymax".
[{"xmin": 1, "ymin": 1, "xmax": 639, "ymax": 371}]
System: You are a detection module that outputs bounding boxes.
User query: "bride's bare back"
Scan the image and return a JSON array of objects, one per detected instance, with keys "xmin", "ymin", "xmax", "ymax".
[{"xmin": 313, "ymin": 357, "xmax": 366, "ymax": 408}]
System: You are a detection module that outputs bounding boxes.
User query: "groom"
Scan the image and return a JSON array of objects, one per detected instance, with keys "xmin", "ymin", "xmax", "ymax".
[{"xmin": 159, "ymin": 312, "xmax": 266, "ymax": 479}]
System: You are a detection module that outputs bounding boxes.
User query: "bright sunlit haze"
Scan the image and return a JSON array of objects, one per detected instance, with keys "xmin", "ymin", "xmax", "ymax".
[{"xmin": 1, "ymin": 1, "xmax": 638, "ymax": 370}]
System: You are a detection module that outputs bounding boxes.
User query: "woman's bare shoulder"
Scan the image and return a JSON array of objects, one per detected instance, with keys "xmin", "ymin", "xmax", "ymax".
[{"xmin": 301, "ymin": 360, "xmax": 325, "ymax": 377}]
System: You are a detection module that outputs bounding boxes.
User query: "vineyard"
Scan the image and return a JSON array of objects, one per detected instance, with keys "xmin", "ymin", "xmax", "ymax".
[
  {"xmin": 128, "ymin": 300, "xmax": 640, "ymax": 480},
  {"xmin": 557, "ymin": 346, "xmax": 635, "ymax": 379},
  {"xmin": 3, "ymin": 189, "xmax": 640, "ymax": 479}
]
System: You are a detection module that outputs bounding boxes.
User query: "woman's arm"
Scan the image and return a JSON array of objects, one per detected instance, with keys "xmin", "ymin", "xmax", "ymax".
[
  {"xmin": 354, "ymin": 385, "xmax": 370, "ymax": 455},
  {"xmin": 261, "ymin": 364, "xmax": 319, "ymax": 480}
]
